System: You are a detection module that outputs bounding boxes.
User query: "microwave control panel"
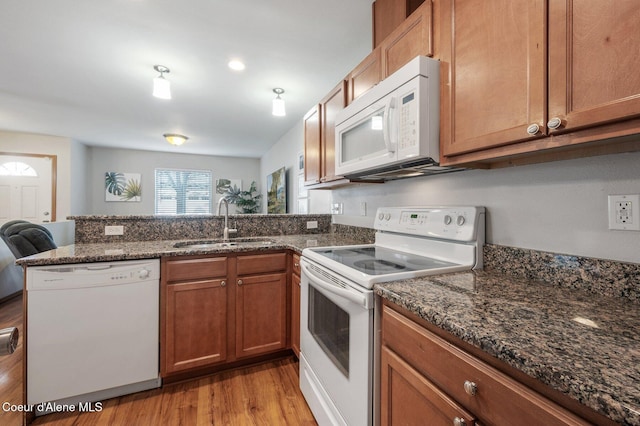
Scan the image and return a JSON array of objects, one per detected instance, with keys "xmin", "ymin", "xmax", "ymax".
[{"xmin": 398, "ymin": 90, "xmax": 417, "ymax": 150}]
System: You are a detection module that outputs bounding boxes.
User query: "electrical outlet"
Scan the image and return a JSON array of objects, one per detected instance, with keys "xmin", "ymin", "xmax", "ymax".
[
  {"xmin": 105, "ymin": 225, "xmax": 124, "ymax": 236},
  {"xmin": 608, "ymin": 195, "xmax": 640, "ymax": 231},
  {"xmin": 306, "ymin": 221, "xmax": 318, "ymax": 229}
]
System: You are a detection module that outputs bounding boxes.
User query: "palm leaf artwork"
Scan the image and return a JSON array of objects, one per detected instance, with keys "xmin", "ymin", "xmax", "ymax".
[
  {"xmin": 105, "ymin": 172, "xmax": 126, "ymax": 196},
  {"xmin": 121, "ymin": 178, "xmax": 142, "ymax": 201}
]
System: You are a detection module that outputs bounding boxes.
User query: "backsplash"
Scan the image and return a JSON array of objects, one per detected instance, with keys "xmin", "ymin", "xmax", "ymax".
[
  {"xmin": 70, "ymin": 214, "xmax": 332, "ymax": 243},
  {"xmin": 484, "ymin": 244, "xmax": 640, "ymax": 303}
]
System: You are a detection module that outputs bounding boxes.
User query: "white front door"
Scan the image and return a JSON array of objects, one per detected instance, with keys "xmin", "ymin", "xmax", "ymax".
[{"xmin": 0, "ymin": 154, "xmax": 54, "ymax": 225}]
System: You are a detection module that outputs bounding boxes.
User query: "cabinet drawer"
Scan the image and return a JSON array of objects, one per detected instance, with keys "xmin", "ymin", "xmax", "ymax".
[
  {"xmin": 382, "ymin": 305, "xmax": 589, "ymax": 426},
  {"xmin": 237, "ymin": 252, "xmax": 287, "ymax": 276},
  {"xmin": 165, "ymin": 256, "xmax": 227, "ymax": 282},
  {"xmin": 292, "ymin": 253, "xmax": 301, "ymax": 276}
]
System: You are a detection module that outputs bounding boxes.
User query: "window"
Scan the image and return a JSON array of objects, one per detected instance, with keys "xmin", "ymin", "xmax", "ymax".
[
  {"xmin": 155, "ymin": 169, "xmax": 212, "ymax": 215},
  {"xmin": 0, "ymin": 161, "xmax": 38, "ymax": 176}
]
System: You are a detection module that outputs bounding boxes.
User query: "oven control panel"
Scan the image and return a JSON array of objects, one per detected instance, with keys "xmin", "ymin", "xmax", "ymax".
[{"xmin": 374, "ymin": 206, "xmax": 485, "ymax": 241}]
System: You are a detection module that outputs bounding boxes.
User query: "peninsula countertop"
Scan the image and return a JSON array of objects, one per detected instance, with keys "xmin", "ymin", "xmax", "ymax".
[
  {"xmin": 15, "ymin": 233, "xmax": 371, "ymax": 266},
  {"xmin": 375, "ymin": 271, "xmax": 640, "ymax": 426}
]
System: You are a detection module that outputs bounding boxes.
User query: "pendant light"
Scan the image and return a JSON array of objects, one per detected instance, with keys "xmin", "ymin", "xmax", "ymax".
[
  {"xmin": 272, "ymin": 88, "xmax": 286, "ymax": 116},
  {"xmin": 153, "ymin": 65, "xmax": 171, "ymax": 100},
  {"xmin": 163, "ymin": 133, "xmax": 188, "ymax": 146}
]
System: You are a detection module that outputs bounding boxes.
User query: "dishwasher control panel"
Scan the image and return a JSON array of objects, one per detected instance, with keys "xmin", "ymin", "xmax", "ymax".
[{"xmin": 26, "ymin": 259, "xmax": 160, "ymax": 291}]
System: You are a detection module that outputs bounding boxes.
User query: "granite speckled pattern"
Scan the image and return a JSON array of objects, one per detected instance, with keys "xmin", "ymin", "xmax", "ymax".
[
  {"xmin": 375, "ymin": 272, "xmax": 640, "ymax": 425},
  {"xmin": 70, "ymin": 214, "xmax": 333, "ymax": 243},
  {"xmin": 484, "ymin": 244, "xmax": 640, "ymax": 303},
  {"xmin": 15, "ymin": 233, "xmax": 374, "ymax": 266}
]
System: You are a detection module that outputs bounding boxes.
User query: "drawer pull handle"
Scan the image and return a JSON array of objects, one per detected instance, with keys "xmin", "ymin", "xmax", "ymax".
[
  {"xmin": 526, "ymin": 123, "xmax": 540, "ymax": 135},
  {"xmin": 220, "ymin": 280, "xmax": 226, "ymax": 287},
  {"xmin": 453, "ymin": 417, "xmax": 466, "ymax": 426},
  {"xmin": 463, "ymin": 380, "xmax": 477, "ymax": 396},
  {"xmin": 237, "ymin": 279, "xmax": 243, "ymax": 286}
]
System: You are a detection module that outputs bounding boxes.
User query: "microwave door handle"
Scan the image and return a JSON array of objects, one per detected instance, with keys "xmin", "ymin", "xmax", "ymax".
[
  {"xmin": 382, "ymin": 98, "xmax": 396, "ymax": 153},
  {"xmin": 301, "ymin": 262, "xmax": 367, "ymax": 307}
]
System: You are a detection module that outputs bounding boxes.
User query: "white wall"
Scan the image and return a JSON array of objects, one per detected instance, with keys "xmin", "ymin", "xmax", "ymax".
[
  {"xmin": 88, "ymin": 146, "xmax": 261, "ymax": 215},
  {"xmin": 260, "ymin": 121, "xmax": 331, "ymax": 214},
  {"xmin": 331, "ymin": 149, "xmax": 640, "ymax": 263},
  {"xmin": 70, "ymin": 140, "xmax": 90, "ymax": 215},
  {"xmin": 0, "ymin": 130, "xmax": 74, "ymax": 220}
]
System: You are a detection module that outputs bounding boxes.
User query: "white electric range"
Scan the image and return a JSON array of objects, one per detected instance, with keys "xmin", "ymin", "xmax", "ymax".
[{"xmin": 299, "ymin": 206, "xmax": 485, "ymax": 426}]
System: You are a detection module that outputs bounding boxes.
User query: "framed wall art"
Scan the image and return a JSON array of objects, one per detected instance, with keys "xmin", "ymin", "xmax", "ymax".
[{"xmin": 105, "ymin": 172, "xmax": 141, "ymax": 202}]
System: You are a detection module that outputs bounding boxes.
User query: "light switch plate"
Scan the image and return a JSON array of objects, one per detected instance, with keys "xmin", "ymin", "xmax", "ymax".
[
  {"xmin": 608, "ymin": 194, "xmax": 640, "ymax": 231},
  {"xmin": 105, "ymin": 225, "xmax": 124, "ymax": 235}
]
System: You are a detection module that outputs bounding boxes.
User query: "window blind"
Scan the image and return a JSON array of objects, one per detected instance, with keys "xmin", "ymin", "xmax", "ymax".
[{"xmin": 155, "ymin": 169, "xmax": 212, "ymax": 215}]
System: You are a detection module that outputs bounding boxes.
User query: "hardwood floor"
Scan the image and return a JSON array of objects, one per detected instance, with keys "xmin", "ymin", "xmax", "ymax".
[{"xmin": 0, "ymin": 294, "xmax": 317, "ymax": 426}]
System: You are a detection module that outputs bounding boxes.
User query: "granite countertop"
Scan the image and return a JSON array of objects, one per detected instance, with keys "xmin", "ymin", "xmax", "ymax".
[
  {"xmin": 15, "ymin": 233, "xmax": 369, "ymax": 266},
  {"xmin": 375, "ymin": 271, "xmax": 640, "ymax": 426}
]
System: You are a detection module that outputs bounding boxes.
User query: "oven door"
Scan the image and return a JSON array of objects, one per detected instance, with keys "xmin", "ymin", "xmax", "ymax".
[{"xmin": 300, "ymin": 257, "xmax": 374, "ymax": 426}]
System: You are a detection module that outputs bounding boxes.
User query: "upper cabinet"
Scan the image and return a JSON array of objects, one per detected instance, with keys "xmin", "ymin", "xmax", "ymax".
[
  {"xmin": 439, "ymin": 0, "xmax": 640, "ymax": 166},
  {"xmin": 347, "ymin": 48, "xmax": 381, "ymax": 104},
  {"xmin": 373, "ymin": 0, "xmax": 426, "ymax": 48},
  {"xmin": 380, "ymin": 0, "xmax": 433, "ymax": 78},
  {"xmin": 303, "ymin": 105, "xmax": 321, "ymax": 186}
]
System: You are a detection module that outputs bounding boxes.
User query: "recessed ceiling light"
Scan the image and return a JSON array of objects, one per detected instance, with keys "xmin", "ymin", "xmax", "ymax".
[{"xmin": 228, "ymin": 60, "xmax": 246, "ymax": 71}]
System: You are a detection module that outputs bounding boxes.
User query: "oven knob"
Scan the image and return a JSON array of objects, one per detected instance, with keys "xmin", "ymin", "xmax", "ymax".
[
  {"xmin": 456, "ymin": 215, "xmax": 466, "ymax": 226},
  {"xmin": 444, "ymin": 215, "xmax": 452, "ymax": 225},
  {"xmin": 384, "ymin": 213, "xmax": 391, "ymax": 221},
  {"xmin": 378, "ymin": 213, "xmax": 384, "ymax": 220}
]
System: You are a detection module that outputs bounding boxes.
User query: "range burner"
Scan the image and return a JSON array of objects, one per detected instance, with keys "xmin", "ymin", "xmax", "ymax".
[{"xmin": 352, "ymin": 259, "xmax": 406, "ymax": 273}]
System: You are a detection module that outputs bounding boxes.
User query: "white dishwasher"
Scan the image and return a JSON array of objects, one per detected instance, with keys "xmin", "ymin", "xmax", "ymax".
[{"xmin": 26, "ymin": 259, "xmax": 161, "ymax": 413}]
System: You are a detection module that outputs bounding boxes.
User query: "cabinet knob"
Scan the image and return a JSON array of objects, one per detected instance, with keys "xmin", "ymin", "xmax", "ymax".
[
  {"xmin": 453, "ymin": 417, "xmax": 466, "ymax": 426},
  {"xmin": 220, "ymin": 280, "xmax": 226, "ymax": 287},
  {"xmin": 463, "ymin": 380, "xmax": 477, "ymax": 396},
  {"xmin": 294, "ymin": 263, "xmax": 300, "ymax": 268},
  {"xmin": 237, "ymin": 279, "xmax": 243, "ymax": 286},
  {"xmin": 547, "ymin": 117, "xmax": 563, "ymax": 130},
  {"xmin": 526, "ymin": 123, "xmax": 540, "ymax": 135}
]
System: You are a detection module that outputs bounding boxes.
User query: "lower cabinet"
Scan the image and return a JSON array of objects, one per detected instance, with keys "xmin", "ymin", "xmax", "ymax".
[
  {"xmin": 161, "ymin": 252, "xmax": 289, "ymax": 378},
  {"xmin": 381, "ymin": 302, "xmax": 591, "ymax": 426}
]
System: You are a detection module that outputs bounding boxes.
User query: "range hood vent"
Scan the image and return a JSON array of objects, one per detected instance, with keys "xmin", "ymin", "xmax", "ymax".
[{"xmin": 344, "ymin": 157, "xmax": 464, "ymax": 182}]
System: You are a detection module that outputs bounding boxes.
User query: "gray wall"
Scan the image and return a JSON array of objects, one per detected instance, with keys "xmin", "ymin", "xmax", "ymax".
[
  {"xmin": 88, "ymin": 146, "xmax": 261, "ymax": 215},
  {"xmin": 331, "ymin": 149, "xmax": 640, "ymax": 264}
]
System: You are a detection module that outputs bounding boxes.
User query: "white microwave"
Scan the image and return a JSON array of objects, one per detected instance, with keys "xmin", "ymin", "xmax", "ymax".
[{"xmin": 335, "ymin": 56, "xmax": 457, "ymax": 181}]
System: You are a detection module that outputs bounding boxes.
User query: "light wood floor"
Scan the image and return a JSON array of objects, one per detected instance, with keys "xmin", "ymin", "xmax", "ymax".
[{"xmin": 0, "ymin": 294, "xmax": 317, "ymax": 426}]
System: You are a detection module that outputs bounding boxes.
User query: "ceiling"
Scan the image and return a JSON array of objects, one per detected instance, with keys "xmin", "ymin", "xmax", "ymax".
[{"xmin": 0, "ymin": 0, "xmax": 373, "ymax": 157}]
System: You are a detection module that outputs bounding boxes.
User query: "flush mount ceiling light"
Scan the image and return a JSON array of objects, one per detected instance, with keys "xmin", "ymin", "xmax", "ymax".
[
  {"xmin": 163, "ymin": 133, "xmax": 188, "ymax": 146},
  {"xmin": 153, "ymin": 65, "xmax": 171, "ymax": 99},
  {"xmin": 228, "ymin": 59, "xmax": 246, "ymax": 71},
  {"xmin": 272, "ymin": 88, "xmax": 286, "ymax": 117}
]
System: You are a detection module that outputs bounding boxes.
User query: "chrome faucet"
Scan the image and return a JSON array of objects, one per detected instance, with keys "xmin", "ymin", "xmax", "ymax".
[{"xmin": 216, "ymin": 198, "xmax": 237, "ymax": 242}]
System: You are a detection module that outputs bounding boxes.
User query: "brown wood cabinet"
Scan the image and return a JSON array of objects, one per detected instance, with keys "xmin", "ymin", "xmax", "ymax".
[
  {"xmin": 162, "ymin": 256, "xmax": 229, "ymax": 375},
  {"xmin": 380, "ymin": 0, "xmax": 433, "ymax": 78},
  {"xmin": 161, "ymin": 252, "xmax": 289, "ymax": 378},
  {"xmin": 439, "ymin": 0, "xmax": 640, "ymax": 166},
  {"xmin": 303, "ymin": 81, "xmax": 349, "ymax": 189},
  {"xmin": 381, "ymin": 302, "xmax": 592, "ymax": 425},
  {"xmin": 373, "ymin": 0, "xmax": 427, "ymax": 48},
  {"xmin": 347, "ymin": 48, "xmax": 381, "ymax": 104},
  {"xmin": 291, "ymin": 254, "xmax": 301, "ymax": 357}
]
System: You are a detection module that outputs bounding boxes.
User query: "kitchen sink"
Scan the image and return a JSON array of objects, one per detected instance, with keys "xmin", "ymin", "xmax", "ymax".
[{"xmin": 173, "ymin": 238, "xmax": 275, "ymax": 249}]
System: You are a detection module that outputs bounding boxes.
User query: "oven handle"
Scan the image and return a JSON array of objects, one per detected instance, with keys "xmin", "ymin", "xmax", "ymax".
[{"xmin": 300, "ymin": 262, "xmax": 368, "ymax": 307}]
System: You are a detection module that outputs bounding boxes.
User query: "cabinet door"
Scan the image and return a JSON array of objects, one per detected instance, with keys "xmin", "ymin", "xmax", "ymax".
[
  {"xmin": 373, "ymin": 0, "xmax": 408, "ymax": 48},
  {"xmin": 381, "ymin": 346, "xmax": 476, "ymax": 426},
  {"xmin": 380, "ymin": 1, "xmax": 433, "ymax": 78},
  {"xmin": 163, "ymin": 279, "xmax": 228, "ymax": 375},
  {"xmin": 321, "ymin": 81, "xmax": 347, "ymax": 183},
  {"xmin": 548, "ymin": 1, "xmax": 640, "ymax": 134},
  {"xmin": 304, "ymin": 105, "xmax": 321, "ymax": 185},
  {"xmin": 235, "ymin": 273, "xmax": 287, "ymax": 358},
  {"xmin": 439, "ymin": 0, "xmax": 546, "ymax": 157},
  {"xmin": 348, "ymin": 48, "xmax": 382, "ymax": 104},
  {"xmin": 291, "ymin": 272, "xmax": 301, "ymax": 358}
]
